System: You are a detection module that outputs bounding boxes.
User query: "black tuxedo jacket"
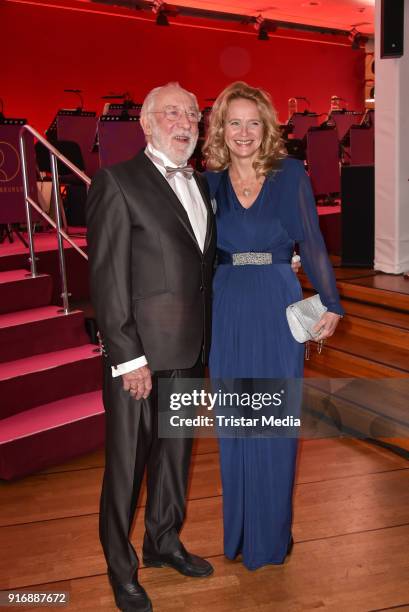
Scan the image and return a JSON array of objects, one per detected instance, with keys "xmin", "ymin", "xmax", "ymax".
[{"xmin": 86, "ymin": 151, "xmax": 216, "ymax": 372}]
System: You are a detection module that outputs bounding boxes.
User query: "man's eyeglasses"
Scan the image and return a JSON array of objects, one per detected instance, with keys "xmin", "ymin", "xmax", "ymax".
[{"xmin": 149, "ymin": 105, "xmax": 202, "ymax": 124}]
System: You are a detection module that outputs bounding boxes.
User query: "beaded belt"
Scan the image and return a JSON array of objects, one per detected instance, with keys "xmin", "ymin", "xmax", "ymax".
[
  {"xmin": 217, "ymin": 250, "xmax": 290, "ymax": 266},
  {"xmin": 232, "ymin": 252, "xmax": 272, "ymax": 265}
]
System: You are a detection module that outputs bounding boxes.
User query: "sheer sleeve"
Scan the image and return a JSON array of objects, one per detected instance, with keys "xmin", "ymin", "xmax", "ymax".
[{"xmin": 296, "ymin": 164, "xmax": 344, "ymax": 316}]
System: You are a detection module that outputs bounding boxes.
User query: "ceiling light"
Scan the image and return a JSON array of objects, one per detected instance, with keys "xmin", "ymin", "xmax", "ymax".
[
  {"xmin": 258, "ymin": 27, "xmax": 269, "ymax": 40},
  {"xmin": 152, "ymin": 0, "xmax": 169, "ymax": 25},
  {"xmin": 254, "ymin": 14, "xmax": 270, "ymax": 40},
  {"xmin": 349, "ymin": 27, "xmax": 363, "ymax": 49},
  {"xmin": 156, "ymin": 11, "xmax": 169, "ymax": 25}
]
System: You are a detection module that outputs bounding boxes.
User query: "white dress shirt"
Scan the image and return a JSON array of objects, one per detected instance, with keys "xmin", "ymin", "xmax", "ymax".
[{"xmin": 111, "ymin": 143, "xmax": 208, "ymax": 378}]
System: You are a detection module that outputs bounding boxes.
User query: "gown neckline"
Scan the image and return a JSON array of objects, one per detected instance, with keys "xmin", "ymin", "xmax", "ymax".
[{"xmin": 226, "ymin": 171, "xmax": 267, "ymax": 211}]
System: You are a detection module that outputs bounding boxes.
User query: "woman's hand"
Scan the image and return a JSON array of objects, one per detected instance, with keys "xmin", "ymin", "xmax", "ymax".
[{"xmin": 312, "ymin": 312, "xmax": 342, "ymax": 341}]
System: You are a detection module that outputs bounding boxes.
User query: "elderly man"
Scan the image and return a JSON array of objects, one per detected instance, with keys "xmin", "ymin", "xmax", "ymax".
[{"xmin": 86, "ymin": 83, "xmax": 216, "ymax": 612}]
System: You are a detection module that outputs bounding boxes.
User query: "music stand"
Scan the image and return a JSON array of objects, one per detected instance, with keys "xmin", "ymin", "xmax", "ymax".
[
  {"xmin": 0, "ymin": 118, "xmax": 39, "ymax": 245},
  {"xmin": 55, "ymin": 110, "xmax": 99, "ymax": 177},
  {"xmin": 349, "ymin": 125, "xmax": 374, "ymax": 166},
  {"xmin": 306, "ymin": 127, "xmax": 340, "ymax": 202},
  {"xmin": 103, "ymin": 103, "xmax": 142, "ymax": 118},
  {"xmin": 329, "ymin": 110, "xmax": 363, "ymax": 141},
  {"xmin": 97, "ymin": 115, "xmax": 146, "ymax": 168},
  {"xmin": 288, "ymin": 113, "xmax": 319, "ymax": 140}
]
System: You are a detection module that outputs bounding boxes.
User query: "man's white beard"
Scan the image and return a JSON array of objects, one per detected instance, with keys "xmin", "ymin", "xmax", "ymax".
[{"xmin": 150, "ymin": 122, "xmax": 198, "ymax": 166}]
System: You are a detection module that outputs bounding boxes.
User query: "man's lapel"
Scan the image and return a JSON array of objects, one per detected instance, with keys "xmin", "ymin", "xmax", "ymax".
[
  {"xmin": 139, "ymin": 152, "xmax": 201, "ymax": 252},
  {"xmin": 193, "ymin": 171, "xmax": 214, "ymax": 256}
]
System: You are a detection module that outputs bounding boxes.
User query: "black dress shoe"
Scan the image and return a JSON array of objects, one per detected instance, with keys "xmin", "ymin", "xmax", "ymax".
[
  {"xmin": 143, "ymin": 546, "xmax": 213, "ymax": 578},
  {"xmin": 108, "ymin": 571, "xmax": 152, "ymax": 612}
]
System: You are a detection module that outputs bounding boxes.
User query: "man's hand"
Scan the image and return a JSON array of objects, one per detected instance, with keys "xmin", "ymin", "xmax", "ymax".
[
  {"xmin": 122, "ymin": 365, "xmax": 152, "ymax": 400},
  {"xmin": 291, "ymin": 253, "xmax": 301, "ymax": 274}
]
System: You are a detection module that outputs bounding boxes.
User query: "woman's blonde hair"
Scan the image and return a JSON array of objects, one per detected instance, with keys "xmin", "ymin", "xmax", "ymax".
[{"xmin": 202, "ymin": 81, "xmax": 286, "ymax": 176}]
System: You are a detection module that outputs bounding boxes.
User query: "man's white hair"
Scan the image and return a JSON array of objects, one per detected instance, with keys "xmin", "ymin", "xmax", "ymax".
[{"xmin": 140, "ymin": 82, "xmax": 199, "ymax": 124}]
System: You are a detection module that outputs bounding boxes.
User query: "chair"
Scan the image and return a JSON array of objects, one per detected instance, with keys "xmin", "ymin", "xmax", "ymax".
[{"xmin": 35, "ymin": 140, "xmax": 87, "ymax": 227}]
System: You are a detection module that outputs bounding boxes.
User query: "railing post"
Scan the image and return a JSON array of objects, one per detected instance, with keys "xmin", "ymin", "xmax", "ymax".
[
  {"xmin": 50, "ymin": 153, "xmax": 70, "ymax": 314},
  {"xmin": 19, "ymin": 130, "xmax": 37, "ymax": 277},
  {"xmin": 17, "ymin": 124, "xmax": 90, "ymax": 312}
]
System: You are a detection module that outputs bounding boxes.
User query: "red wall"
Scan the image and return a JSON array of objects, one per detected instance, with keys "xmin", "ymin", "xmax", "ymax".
[{"xmin": 2, "ymin": 0, "xmax": 365, "ymax": 133}]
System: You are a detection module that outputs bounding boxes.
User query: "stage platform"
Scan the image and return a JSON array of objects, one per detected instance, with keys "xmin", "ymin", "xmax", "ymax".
[{"xmin": 2, "ymin": 229, "xmax": 408, "ymax": 302}]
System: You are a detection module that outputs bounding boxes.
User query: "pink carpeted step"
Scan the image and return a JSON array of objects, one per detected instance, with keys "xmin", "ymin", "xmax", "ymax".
[
  {"xmin": 0, "ymin": 270, "xmax": 53, "ymax": 314},
  {"xmin": 0, "ymin": 307, "xmax": 89, "ymax": 363},
  {"xmin": 0, "ymin": 390, "xmax": 105, "ymax": 480},
  {"xmin": 0, "ymin": 236, "xmax": 89, "ymax": 304},
  {"xmin": 0, "ymin": 345, "xmax": 102, "ymax": 420}
]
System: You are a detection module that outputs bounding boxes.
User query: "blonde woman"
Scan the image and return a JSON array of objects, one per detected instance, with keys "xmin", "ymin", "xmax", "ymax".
[{"xmin": 203, "ymin": 82, "xmax": 343, "ymax": 570}]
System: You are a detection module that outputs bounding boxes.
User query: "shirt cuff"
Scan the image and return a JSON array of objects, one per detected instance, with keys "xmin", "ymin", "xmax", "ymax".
[{"xmin": 111, "ymin": 355, "xmax": 148, "ymax": 378}]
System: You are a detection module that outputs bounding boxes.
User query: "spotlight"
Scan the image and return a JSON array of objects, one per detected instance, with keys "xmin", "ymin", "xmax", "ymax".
[
  {"xmin": 152, "ymin": 0, "xmax": 163, "ymax": 11},
  {"xmin": 152, "ymin": 0, "xmax": 169, "ymax": 25},
  {"xmin": 156, "ymin": 11, "xmax": 169, "ymax": 25},
  {"xmin": 258, "ymin": 27, "xmax": 269, "ymax": 41},
  {"xmin": 254, "ymin": 14, "xmax": 269, "ymax": 41},
  {"xmin": 349, "ymin": 27, "xmax": 367, "ymax": 50}
]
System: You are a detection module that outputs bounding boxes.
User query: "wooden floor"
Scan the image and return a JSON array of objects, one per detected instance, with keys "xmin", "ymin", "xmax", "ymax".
[{"xmin": 0, "ymin": 436, "xmax": 408, "ymax": 612}]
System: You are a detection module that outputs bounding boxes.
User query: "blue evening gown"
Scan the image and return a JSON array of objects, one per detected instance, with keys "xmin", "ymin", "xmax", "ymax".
[{"xmin": 205, "ymin": 157, "xmax": 343, "ymax": 570}]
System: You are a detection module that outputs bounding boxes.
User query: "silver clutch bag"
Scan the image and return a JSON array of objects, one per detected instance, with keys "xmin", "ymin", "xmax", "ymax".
[{"xmin": 286, "ymin": 294, "xmax": 327, "ymax": 343}]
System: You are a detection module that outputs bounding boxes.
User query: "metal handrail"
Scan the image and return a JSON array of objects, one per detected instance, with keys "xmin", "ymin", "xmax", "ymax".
[{"xmin": 19, "ymin": 124, "xmax": 90, "ymax": 314}]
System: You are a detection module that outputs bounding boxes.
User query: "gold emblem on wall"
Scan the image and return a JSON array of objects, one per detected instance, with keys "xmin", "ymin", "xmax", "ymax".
[{"xmin": 0, "ymin": 142, "xmax": 21, "ymax": 182}]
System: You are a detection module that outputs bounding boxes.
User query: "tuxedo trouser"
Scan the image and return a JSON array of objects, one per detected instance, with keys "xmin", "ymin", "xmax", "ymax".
[{"xmin": 99, "ymin": 354, "xmax": 204, "ymax": 584}]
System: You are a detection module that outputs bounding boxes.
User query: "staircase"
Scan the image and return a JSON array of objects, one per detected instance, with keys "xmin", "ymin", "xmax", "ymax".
[
  {"xmin": 0, "ymin": 268, "xmax": 104, "ymax": 480},
  {"xmin": 302, "ymin": 276, "xmax": 409, "ymax": 379},
  {"xmin": 302, "ymin": 273, "xmax": 409, "ymax": 451}
]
